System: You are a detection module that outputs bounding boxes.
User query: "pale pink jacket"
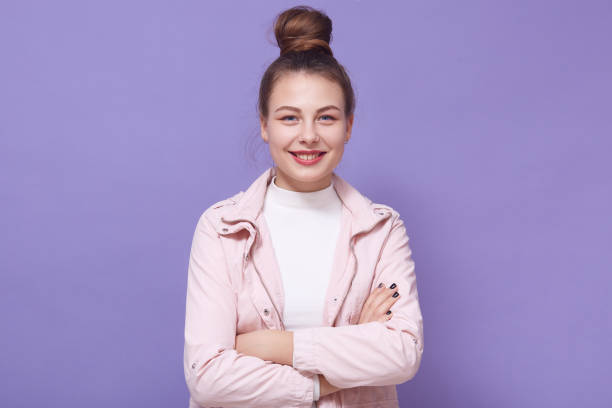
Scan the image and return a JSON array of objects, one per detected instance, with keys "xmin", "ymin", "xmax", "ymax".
[{"xmin": 183, "ymin": 166, "xmax": 424, "ymax": 408}]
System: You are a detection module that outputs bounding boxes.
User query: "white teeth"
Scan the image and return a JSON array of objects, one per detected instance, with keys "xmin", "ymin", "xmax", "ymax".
[{"xmin": 296, "ymin": 153, "xmax": 318, "ymax": 160}]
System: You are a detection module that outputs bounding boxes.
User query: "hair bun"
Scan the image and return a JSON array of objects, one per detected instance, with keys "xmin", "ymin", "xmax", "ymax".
[{"xmin": 274, "ymin": 5, "xmax": 333, "ymax": 57}]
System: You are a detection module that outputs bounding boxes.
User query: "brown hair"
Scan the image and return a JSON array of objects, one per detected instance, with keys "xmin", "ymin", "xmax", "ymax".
[{"xmin": 258, "ymin": 5, "xmax": 356, "ymax": 120}]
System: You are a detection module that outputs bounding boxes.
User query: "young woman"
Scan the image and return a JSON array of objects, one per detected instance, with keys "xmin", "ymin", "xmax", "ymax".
[{"xmin": 183, "ymin": 5, "xmax": 424, "ymax": 408}]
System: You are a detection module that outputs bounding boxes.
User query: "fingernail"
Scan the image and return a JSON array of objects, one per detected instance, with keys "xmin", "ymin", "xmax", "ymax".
[
  {"xmin": 386, "ymin": 310, "xmax": 392, "ymax": 315},
  {"xmin": 390, "ymin": 283, "xmax": 396, "ymax": 289},
  {"xmin": 392, "ymin": 292, "xmax": 399, "ymax": 298},
  {"xmin": 378, "ymin": 283, "xmax": 384, "ymax": 288}
]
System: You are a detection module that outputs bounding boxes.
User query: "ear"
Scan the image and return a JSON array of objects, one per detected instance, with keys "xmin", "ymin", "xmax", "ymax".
[
  {"xmin": 260, "ymin": 114, "xmax": 269, "ymax": 143},
  {"xmin": 345, "ymin": 113, "xmax": 354, "ymax": 143}
]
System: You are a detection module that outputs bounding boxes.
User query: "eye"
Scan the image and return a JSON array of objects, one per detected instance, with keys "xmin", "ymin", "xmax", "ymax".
[
  {"xmin": 319, "ymin": 114, "xmax": 335, "ymax": 121},
  {"xmin": 281, "ymin": 115, "xmax": 298, "ymax": 122}
]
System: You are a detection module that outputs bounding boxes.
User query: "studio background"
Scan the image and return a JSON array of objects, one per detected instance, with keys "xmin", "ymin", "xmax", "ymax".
[{"xmin": 1, "ymin": 1, "xmax": 610, "ymax": 407}]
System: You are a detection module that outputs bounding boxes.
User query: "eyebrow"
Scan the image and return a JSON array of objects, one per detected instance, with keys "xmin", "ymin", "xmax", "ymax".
[{"xmin": 274, "ymin": 105, "xmax": 341, "ymax": 113}]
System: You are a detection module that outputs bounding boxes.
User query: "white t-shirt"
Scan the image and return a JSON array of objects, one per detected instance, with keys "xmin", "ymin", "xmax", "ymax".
[{"xmin": 263, "ymin": 175, "xmax": 343, "ymax": 403}]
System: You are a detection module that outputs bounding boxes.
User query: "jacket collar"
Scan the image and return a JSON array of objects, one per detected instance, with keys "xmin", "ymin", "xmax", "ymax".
[{"xmin": 216, "ymin": 167, "xmax": 391, "ymax": 239}]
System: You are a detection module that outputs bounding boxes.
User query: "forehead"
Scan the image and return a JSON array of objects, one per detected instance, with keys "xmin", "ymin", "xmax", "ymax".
[{"xmin": 269, "ymin": 71, "xmax": 343, "ymax": 109}]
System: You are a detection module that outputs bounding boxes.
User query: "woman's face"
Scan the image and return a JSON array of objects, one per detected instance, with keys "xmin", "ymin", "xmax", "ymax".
[{"xmin": 260, "ymin": 71, "xmax": 354, "ymax": 192}]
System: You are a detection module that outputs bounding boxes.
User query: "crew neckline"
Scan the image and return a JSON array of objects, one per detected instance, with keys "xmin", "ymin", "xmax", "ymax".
[{"xmin": 266, "ymin": 175, "xmax": 339, "ymax": 209}]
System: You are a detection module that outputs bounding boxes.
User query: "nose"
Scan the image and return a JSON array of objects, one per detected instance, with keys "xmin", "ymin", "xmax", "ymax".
[{"xmin": 298, "ymin": 122, "xmax": 320, "ymax": 144}]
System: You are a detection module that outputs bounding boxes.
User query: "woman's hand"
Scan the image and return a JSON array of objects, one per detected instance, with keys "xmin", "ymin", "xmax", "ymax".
[
  {"xmin": 234, "ymin": 285, "xmax": 398, "ymax": 396},
  {"xmin": 318, "ymin": 283, "xmax": 399, "ymax": 397},
  {"xmin": 357, "ymin": 282, "xmax": 400, "ymax": 324},
  {"xmin": 236, "ymin": 331, "xmax": 344, "ymax": 398}
]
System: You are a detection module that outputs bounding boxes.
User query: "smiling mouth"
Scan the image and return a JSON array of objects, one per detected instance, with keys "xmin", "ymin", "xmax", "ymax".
[{"xmin": 289, "ymin": 152, "xmax": 327, "ymax": 159}]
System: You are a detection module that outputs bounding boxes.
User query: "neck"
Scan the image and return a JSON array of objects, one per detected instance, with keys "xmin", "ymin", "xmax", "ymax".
[
  {"xmin": 273, "ymin": 168, "xmax": 332, "ymax": 192},
  {"xmin": 266, "ymin": 175, "xmax": 339, "ymax": 209}
]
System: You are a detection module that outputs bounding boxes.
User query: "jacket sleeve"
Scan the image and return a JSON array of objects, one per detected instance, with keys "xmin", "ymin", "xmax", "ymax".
[
  {"xmin": 292, "ymin": 214, "xmax": 424, "ymax": 389},
  {"xmin": 184, "ymin": 212, "xmax": 316, "ymax": 407}
]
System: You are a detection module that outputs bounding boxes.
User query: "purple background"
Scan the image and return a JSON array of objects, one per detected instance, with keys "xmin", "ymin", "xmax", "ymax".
[{"xmin": 1, "ymin": 1, "xmax": 611, "ymax": 407}]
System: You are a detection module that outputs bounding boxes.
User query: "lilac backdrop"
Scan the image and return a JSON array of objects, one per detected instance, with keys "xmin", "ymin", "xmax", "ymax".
[{"xmin": 1, "ymin": 1, "xmax": 610, "ymax": 407}]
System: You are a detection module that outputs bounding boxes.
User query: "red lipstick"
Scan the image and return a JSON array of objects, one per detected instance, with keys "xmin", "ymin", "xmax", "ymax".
[{"xmin": 289, "ymin": 150, "xmax": 327, "ymax": 165}]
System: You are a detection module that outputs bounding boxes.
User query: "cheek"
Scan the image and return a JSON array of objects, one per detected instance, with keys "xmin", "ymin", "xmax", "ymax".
[
  {"xmin": 269, "ymin": 144, "xmax": 290, "ymax": 162},
  {"xmin": 321, "ymin": 126, "xmax": 347, "ymax": 145},
  {"xmin": 267, "ymin": 129, "xmax": 295, "ymax": 150}
]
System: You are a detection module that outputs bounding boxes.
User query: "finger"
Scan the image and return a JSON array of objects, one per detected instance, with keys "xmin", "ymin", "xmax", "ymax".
[
  {"xmin": 371, "ymin": 284, "xmax": 398, "ymax": 311},
  {"xmin": 365, "ymin": 283, "xmax": 387, "ymax": 310},
  {"xmin": 360, "ymin": 283, "xmax": 394, "ymax": 324},
  {"xmin": 359, "ymin": 287, "xmax": 380, "ymax": 323},
  {"xmin": 378, "ymin": 290, "xmax": 400, "ymax": 314},
  {"xmin": 377, "ymin": 310, "xmax": 393, "ymax": 323},
  {"xmin": 370, "ymin": 282, "xmax": 393, "ymax": 306},
  {"xmin": 373, "ymin": 289, "xmax": 399, "ymax": 318},
  {"xmin": 361, "ymin": 287, "xmax": 378, "ymax": 311},
  {"xmin": 369, "ymin": 282, "xmax": 386, "ymax": 298},
  {"xmin": 375, "ymin": 282, "xmax": 388, "ymax": 295}
]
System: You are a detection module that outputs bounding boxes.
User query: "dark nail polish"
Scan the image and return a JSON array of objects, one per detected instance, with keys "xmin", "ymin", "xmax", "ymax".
[
  {"xmin": 390, "ymin": 283, "xmax": 396, "ymax": 289},
  {"xmin": 378, "ymin": 283, "xmax": 384, "ymax": 288},
  {"xmin": 392, "ymin": 292, "xmax": 399, "ymax": 298},
  {"xmin": 386, "ymin": 310, "xmax": 392, "ymax": 315}
]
